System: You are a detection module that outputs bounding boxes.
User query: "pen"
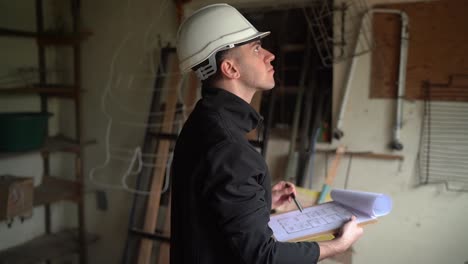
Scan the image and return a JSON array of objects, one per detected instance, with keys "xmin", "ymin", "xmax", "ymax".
[
  {"xmin": 291, "ymin": 193, "xmax": 304, "ymax": 213},
  {"xmin": 285, "ymin": 183, "xmax": 303, "ymax": 213}
]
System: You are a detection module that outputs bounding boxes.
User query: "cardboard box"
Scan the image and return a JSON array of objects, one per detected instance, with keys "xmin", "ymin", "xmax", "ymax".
[{"xmin": 0, "ymin": 175, "xmax": 34, "ymax": 221}]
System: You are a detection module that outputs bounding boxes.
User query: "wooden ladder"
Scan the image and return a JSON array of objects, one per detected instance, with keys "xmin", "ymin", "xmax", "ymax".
[{"xmin": 120, "ymin": 47, "xmax": 199, "ymax": 264}]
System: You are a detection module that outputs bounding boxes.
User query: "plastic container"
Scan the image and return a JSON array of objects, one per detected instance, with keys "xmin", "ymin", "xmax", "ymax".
[{"xmin": 0, "ymin": 112, "xmax": 51, "ymax": 152}]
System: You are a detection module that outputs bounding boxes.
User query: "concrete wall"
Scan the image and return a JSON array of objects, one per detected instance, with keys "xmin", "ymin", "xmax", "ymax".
[
  {"xmin": 326, "ymin": 1, "xmax": 468, "ymax": 262},
  {"xmin": 326, "ymin": 29, "xmax": 468, "ymax": 264}
]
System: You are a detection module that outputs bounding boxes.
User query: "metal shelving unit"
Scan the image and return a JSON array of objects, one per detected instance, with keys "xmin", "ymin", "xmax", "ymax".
[{"xmin": 0, "ymin": 0, "xmax": 94, "ymax": 263}]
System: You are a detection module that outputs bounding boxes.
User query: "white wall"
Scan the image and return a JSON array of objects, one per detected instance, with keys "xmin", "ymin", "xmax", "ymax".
[
  {"xmin": 328, "ymin": 1, "xmax": 468, "ymax": 262},
  {"xmin": 328, "ymin": 45, "xmax": 468, "ymax": 264},
  {"xmin": 80, "ymin": 0, "xmax": 178, "ymax": 263}
]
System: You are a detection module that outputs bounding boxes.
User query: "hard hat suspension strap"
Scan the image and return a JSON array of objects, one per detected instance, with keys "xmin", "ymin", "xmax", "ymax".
[{"xmin": 195, "ymin": 54, "xmax": 217, "ymax": 80}]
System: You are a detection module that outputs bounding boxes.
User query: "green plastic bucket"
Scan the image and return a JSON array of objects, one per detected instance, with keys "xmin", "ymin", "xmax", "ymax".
[{"xmin": 0, "ymin": 112, "xmax": 52, "ymax": 152}]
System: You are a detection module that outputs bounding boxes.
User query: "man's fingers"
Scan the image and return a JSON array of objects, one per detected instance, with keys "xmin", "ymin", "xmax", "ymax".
[
  {"xmin": 284, "ymin": 182, "xmax": 297, "ymax": 195},
  {"xmin": 278, "ymin": 188, "xmax": 293, "ymax": 197},
  {"xmin": 272, "ymin": 181, "xmax": 287, "ymax": 191}
]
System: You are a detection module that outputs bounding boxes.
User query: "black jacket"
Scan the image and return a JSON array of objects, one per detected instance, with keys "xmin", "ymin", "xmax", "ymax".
[{"xmin": 170, "ymin": 86, "xmax": 319, "ymax": 264}]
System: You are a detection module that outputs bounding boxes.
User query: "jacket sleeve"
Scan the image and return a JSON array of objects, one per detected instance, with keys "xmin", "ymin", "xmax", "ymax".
[{"xmin": 203, "ymin": 141, "xmax": 320, "ymax": 264}]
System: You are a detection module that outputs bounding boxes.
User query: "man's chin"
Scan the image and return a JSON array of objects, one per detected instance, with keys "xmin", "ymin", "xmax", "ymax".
[
  {"xmin": 264, "ymin": 80, "xmax": 276, "ymax": 90},
  {"xmin": 258, "ymin": 85, "xmax": 275, "ymax": 91},
  {"xmin": 255, "ymin": 80, "xmax": 276, "ymax": 91}
]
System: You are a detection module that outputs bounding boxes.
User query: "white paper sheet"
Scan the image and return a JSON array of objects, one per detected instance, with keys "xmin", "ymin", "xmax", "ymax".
[
  {"xmin": 268, "ymin": 189, "xmax": 393, "ymax": 242},
  {"xmin": 330, "ymin": 189, "xmax": 392, "ymax": 217}
]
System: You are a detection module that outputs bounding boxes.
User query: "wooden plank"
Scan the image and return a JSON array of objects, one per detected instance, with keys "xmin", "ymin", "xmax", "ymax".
[
  {"xmin": 370, "ymin": 0, "xmax": 468, "ymax": 101},
  {"xmin": 137, "ymin": 52, "xmax": 180, "ymax": 264},
  {"xmin": 157, "ymin": 201, "xmax": 171, "ymax": 264},
  {"xmin": 0, "ymin": 229, "xmax": 98, "ymax": 264},
  {"xmin": 324, "ymin": 147, "xmax": 345, "ymax": 186},
  {"xmin": 34, "ymin": 176, "xmax": 80, "ymax": 206},
  {"xmin": 0, "ymin": 136, "xmax": 95, "ymax": 159},
  {"xmin": 0, "ymin": 85, "xmax": 77, "ymax": 97},
  {"xmin": 317, "ymin": 146, "xmax": 345, "ymax": 204},
  {"xmin": 316, "ymin": 148, "xmax": 404, "ymax": 161},
  {"xmin": 37, "ymin": 32, "xmax": 92, "ymax": 46},
  {"xmin": 0, "ymin": 27, "xmax": 92, "ymax": 41},
  {"xmin": 350, "ymin": 152, "xmax": 404, "ymax": 161}
]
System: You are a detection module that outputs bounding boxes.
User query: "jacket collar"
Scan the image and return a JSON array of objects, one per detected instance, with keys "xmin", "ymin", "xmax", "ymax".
[{"xmin": 201, "ymin": 85, "xmax": 262, "ymax": 133}]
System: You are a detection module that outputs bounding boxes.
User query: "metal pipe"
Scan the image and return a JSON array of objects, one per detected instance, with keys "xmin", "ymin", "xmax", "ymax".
[
  {"xmin": 389, "ymin": 10, "xmax": 409, "ymax": 150},
  {"xmin": 333, "ymin": 9, "xmax": 409, "ymax": 151}
]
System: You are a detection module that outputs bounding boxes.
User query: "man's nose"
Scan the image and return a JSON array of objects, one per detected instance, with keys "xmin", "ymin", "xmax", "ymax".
[{"xmin": 265, "ymin": 49, "xmax": 275, "ymax": 62}]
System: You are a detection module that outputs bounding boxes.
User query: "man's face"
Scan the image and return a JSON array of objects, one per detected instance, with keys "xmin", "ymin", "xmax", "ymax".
[{"xmin": 234, "ymin": 40, "xmax": 276, "ymax": 91}]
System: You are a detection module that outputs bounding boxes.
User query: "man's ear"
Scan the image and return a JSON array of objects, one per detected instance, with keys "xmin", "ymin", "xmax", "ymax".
[{"xmin": 219, "ymin": 59, "xmax": 240, "ymax": 80}]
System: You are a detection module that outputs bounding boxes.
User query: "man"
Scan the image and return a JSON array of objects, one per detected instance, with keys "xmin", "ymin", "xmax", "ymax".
[{"xmin": 171, "ymin": 3, "xmax": 363, "ymax": 264}]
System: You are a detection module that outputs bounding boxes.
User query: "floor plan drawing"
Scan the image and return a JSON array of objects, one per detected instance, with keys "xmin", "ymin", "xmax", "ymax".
[{"xmin": 276, "ymin": 203, "xmax": 352, "ymax": 234}]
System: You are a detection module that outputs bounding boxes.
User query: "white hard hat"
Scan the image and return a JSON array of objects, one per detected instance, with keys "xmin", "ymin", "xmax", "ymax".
[{"xmin": 176, "ymin": 3, "xmax": 270, "ymax": 80}]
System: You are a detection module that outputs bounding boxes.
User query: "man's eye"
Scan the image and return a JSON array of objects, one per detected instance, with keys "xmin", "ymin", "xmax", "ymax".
[{"xmin": 254, "ymin": 46, "xmax": 260, "ymax": 52}]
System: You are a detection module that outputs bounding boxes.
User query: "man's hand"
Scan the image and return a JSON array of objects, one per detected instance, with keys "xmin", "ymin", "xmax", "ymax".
[
  {"xmin": 271, "ymin": 181, "xmax": 296, "ymax": 210},
  {"xmin": 318, "ymin": 215, "xmax": 364, "ymax": 261},
  {"xmin": 336, "ymin": 215, "xmax": 364, "ymax": 250}
]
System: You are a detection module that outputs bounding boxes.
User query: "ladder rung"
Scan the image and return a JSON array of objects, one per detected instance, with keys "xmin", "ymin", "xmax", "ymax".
[{"xmin": 129, "ymin": 228, "xmax": 170, "ymax": 243}]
